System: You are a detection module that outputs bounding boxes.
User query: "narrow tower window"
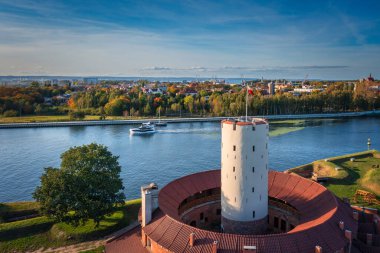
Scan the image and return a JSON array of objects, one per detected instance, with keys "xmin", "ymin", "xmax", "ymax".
[
  {"xmin": 252, "ymin": 187, "xmax": 255, "ymax": 192},
  {"xmin": 233, "ymin": 124, "xmax": 236, "ymax": 130},
  {"xmin": 252, "ymin": 167, "xmax": 255, "ymax": 173},
  {"xmin": 252, "ymin": 146, "xmax": 255, "ymax": 152},
  {"xmin": 233, "ymin": 145, "xmax": 236, "ymax": 151},
  {"xmin": 252, "ymin": 126, "xmax": 255, "ymax": 131},
  {"xmin": 252, "ymin": 211, "xmax": 255, "ymax": 218},
  {"xmin": 233, "ymin": 166, "xmax": 235, "ymax": 172}
]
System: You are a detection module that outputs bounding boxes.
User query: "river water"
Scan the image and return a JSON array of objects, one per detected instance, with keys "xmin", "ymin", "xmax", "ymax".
[{"xmin": 0, "ymin": 117, "xmax": 379, "ymax": 202}]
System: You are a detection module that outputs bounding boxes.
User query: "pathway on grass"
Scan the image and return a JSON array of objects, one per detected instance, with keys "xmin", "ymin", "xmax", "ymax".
[{"xmin": 31, "ymin": 221, "xmax": 140, "ymax": 253}]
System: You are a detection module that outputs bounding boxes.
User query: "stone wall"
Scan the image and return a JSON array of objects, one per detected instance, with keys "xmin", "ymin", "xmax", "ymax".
[{"xmin": 222, "ymin": 215, "xmax": 268, "ymax": 234}]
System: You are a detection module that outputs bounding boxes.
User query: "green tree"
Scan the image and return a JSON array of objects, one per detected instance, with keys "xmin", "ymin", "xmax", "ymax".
[
  {"xmin": 68, "ymin": 110, "xmax": 85, "ymax": 120},
  {"xmin": 33, "ymin": 143, "xmax": 125, "ymax": 226}
]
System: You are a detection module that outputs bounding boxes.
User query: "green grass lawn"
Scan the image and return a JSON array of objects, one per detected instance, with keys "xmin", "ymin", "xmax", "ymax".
[
  {"xmin": 324, "ymin": 155, "xmax": 380, "ymax": 209},
  {"xmin": 288, "ymin": 150, "xmax": 380, "ymax": 210},
  {"xmin": 0, "ymin": 201, "xmax": 40, "ymax": 222},
  {"xmin": 0, "ymin": 199, "xmax": 141, "ymax": 253},
  {"xmin": 0, "ymin": 114, "xmax": 168, "ymax": 123},
  {"xmin": 0, "ymin": 115, "xmax": 103, "ymax": 123}
]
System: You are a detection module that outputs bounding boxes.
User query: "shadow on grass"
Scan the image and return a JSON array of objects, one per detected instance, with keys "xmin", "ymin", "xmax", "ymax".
[
  {"xmin": 325, "ymin": 166, "xmax": 360, "ymax": 187},
  {"xmin": 0, "ymin": 220, "xmax": 54, "ymax": 242},
  {"xmin": 55, "ymin": 202, "xmax": 141, "ymax": 242}
]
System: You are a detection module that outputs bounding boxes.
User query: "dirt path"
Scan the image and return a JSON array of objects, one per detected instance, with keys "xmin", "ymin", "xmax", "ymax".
[{"xmin": 31, "ymin": 221, "xmax": 139, "ymax": 253}]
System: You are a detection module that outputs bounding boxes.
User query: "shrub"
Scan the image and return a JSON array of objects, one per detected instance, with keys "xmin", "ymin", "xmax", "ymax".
[
  {"xmin": 68, "ymin": 110, "xmax": 85, "ymax": 120},
  {"xmin": 3, "ymin": 110, "xmax": 18, "ymax": 117}
]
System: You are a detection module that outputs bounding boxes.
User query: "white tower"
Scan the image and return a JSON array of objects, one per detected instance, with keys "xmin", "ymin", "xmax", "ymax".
[{"xmin": 221, "ymin": 118, "xmax": 269, "ymax": 234}]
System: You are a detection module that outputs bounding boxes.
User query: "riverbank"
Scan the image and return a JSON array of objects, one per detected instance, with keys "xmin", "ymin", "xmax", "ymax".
[
  {"xmin": 0, "ymin": 110, "xmax": 379, "ymax": 129},
  {"xmin": 287, "ymin": 150, "xmax": 380, "ymax": 210}
]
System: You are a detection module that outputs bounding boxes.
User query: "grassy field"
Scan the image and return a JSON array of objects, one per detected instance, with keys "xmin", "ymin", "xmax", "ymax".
[
  {"xmin": 0, "ymin": 202, "xmax": 40, "ymax": 222},
  {"xmin": 0, "ymin": 114, "xmax": 173, "ymax": 123},
  {"xmin": 0, "ymin": 199, "xmax": 141, "ymax": 253},
  {"xmin": 288, "ymin": 150, "xmax": 380, "ymax": 209},
  {"xmin": 0, "ymin": 115, "xmax": 103, "ymax": 123}
]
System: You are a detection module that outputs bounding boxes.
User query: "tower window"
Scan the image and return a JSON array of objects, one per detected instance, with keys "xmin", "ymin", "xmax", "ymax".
[
  {"xmin": 281, "ymin": 219, "xmax": 286, "ymax": 231},
  {"xmin": 234, "ymin": 197, "xmax": 236, "ymax": 202},
  {"xmin": 200, "ymin": 212, "xmax": 204, "ymax": 220},
  {"xmin": 252, "ymin": 126, "xmax": 255, "ymax": 131},
  {"xmin": 274, "ymin": 217, "xmax": 279, "ymax": 228},
  {"xmin": 233, "ymin": 124, "xmax": 236, "ymax": 130},
  {"xmin": 233, "ymin": 166, "xmax": 235, "ymax": 172},
  {"xmin": 234, "ymin": 176, "xmax": 236, "ymax": 180},
  {"xmin": 252, "ymin": 187, "xmax": 255, "ymax": 192},
  {"xmin": 252, "ymin": 167, "xmax": 255, "ymax": 173},
  {"xmin": 233, "ymin": 145, "xmax": 236, "ymax": 151},
  {"xmin": 260, "ymin": 195, "xmax": 262, "ymax": 200},
  {"xmin": 252, "ymin": 146, "xmax": 255, "ymax": 152},
  {"xmin": 252, "ymin": 211, "xmax": 255, "ymax": 218}
]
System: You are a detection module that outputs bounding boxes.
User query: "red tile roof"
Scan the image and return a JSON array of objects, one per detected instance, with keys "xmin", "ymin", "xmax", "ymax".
[
  {"xmin": 105, "ymin": 225, "xmax": 148, "ymax": 253},
  {"xmin": 143, "ymin": 170, "xmax": 357, "ymax": 253}
]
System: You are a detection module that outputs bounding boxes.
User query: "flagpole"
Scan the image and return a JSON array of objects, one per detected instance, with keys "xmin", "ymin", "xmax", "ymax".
[{"xmin": 245, "ymin": 81, "xmax": 248, "ymax": 122}]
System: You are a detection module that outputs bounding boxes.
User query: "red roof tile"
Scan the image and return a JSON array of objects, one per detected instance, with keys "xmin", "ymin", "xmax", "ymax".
[
  {"xmin": 105, "ymin": 225, "xmax": 148, "ymax": 253},
  {"xmin": 137, "ymin": 170, "xmax": 357, "ymax": 252}
]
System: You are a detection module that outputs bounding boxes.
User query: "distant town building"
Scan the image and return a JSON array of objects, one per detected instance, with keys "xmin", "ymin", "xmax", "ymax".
[
  {"xmin": 367, "ymin": 73, "xmax": 375, "ymax": 82},
  {"xmin": 268, "ymin": 82, "xmax": 275, "ymax": 95},
  {"xmin": 83, "ymin": 77, "xmax": 98, "ymax": 85}
]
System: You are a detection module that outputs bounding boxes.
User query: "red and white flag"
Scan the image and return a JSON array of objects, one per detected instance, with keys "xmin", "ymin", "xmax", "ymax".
[{"xmin": 247, "ymin": 86, "xmax": 254, "ymax": 95}]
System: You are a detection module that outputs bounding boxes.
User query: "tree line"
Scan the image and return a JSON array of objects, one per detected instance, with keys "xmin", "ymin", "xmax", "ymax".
[{"xmin": 0, "ymin": 81, "xmax": 378, "ymax": 118}]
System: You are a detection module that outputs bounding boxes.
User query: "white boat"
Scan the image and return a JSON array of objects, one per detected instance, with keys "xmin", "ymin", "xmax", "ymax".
[
  {"xmin": 155, "ymin": 108, "xmax": 167, "ymax": 127},
  {"xmin": 130, "ymin": 122, "xmax": 156, "ymax": 135}
]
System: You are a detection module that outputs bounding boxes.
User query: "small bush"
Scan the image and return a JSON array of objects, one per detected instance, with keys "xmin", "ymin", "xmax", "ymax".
[
  {"xmin": 68, "ymin": 111, "xmax": 85, "ymax": 120},
  {"xmin": 3, "ymin": 110, "xmax": 18, "ymax": 117}
]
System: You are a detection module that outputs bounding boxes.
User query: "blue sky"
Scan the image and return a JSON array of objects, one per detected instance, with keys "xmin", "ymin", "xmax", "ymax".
[{"xmin": 0, "ymin": 0, "xmax": 379, "ymax": 79}]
